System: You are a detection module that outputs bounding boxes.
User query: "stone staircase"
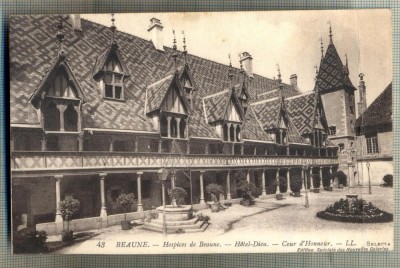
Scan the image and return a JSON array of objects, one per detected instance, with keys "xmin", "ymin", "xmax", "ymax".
[{"xmin": 142, "ymin": 217, "xmax": 209, "ymax": 234}]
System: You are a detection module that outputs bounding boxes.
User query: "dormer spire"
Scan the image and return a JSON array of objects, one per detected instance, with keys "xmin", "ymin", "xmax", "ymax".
[
  {"xmin": 182, "ymin": 30, "xmax": 187, "ymax": 63},
  {"xmin": 328, "ymin": 21, "xmax": 333, "ymax": 44},
  {"xmin": 172, "ymin": 30, "xmax": 178, "ymax": 71},
  {"xmin": 276, "ymin": 64, "xmax": 284, "ymax": 101},
  {"xmin": 228, "ymin": 54, "xmax": 234, "ymax": 88},
  {"xmin": 110, "ymin": 13, "xmax": 117, "ymax": 44},
  {"xmin": 56, "ymin": 15, "xmax": 65, "ymax": 57},
  {"xmin": 276, "ymin": 64, "xmax": 282, "ymax": 84},
  {"xmin": 314, "ymin": 64, "xmax": 319, "ymax": 81},
  {"xmin": 320, "ymin": 37, "xmax": 324, "ymax": 59}
]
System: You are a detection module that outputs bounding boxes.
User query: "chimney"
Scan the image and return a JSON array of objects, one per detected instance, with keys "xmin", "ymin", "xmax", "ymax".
[
  {"xmin": 148, "ymin": 18, "xmax": 164, "ymax": 51},
  {"xmin": 357, "ymin": 73, "xmax": 367, "ymax": 116},
  {"xmin": 239, "ymin": 52, "xmax": 253, "ymax": 78},
  {"xmin": 69, "ymin": 14, "xmax": 82, "ymax": 31},
  {"xmin": 290, "ymin": 74, "xmax": 298, "ymax": 87}
]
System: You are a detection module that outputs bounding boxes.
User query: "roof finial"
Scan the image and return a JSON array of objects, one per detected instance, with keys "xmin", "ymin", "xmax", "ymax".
[
  {"xmin": 172, "ymin": 30, "xmax": 178, "ymax": 71},
  {"xmin": 56, "ymin": 15, "xmax": 65, "ymax": 57},
  {"xmin": 359, "ymin": 73, "xmax": 365, "ymax": 81},
  {"xmin": 110, "ymin": 13, "xmax": 117, "ymax": 44},
  {"xmin": 228, "ymin": 54, "xmax": 234, "ymax": 87},
  {"xmin": 345, "ymin": 53, "xmax": 348, "ymax": 66},
  {"xmin": 182, "ymin": 30, "xmax": 187, "ymax": 63},
  {"xmin": 320, "ymin": 37, "xmax": 324, "ymax": 58},
  {"xmin": 328, "ymin": 21, "xmax": 333, "ymax": 44},
  {"xmin": 276, "ymin": 64, "xmax": 282, "ymax": 84},
  {"xmin": 238, "ymin": 53, "xmax": 243, "ymax": 72},
  {"xmin": 314, "ymin": 64, "xmax": 319, "ymax": 81}
]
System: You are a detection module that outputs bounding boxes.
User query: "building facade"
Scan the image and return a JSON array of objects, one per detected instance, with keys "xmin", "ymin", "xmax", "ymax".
[
  {"xmin": 10, "ymin": 15, "xmax": 343, "ymax": 234},
  {"xmin": 355, "ymin": 82, "xmax": 393, "ymax": 186}
]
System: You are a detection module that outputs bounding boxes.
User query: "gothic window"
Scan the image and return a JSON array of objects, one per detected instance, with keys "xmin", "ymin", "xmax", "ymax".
[
  {"xmin": 221, "ymin": 122, "xmax": 241, "ymax": 143},
  {"xmin": 43, "ymin": 102, "xmax": 60, "ymax": 131},
  {"xmin": 366, "ymin": 133, "xmax": 379, "ymax": 154},
  {"xmin": 64, "ymin": 104, "xmax": 78, "ymax": 132},
  {"xmin": 160, "ymin": 115, "xmax": 168, "ymax": 137},
  {"xmin": 104, "ymin": 54, "xmax": 124, "ymax": 100}
]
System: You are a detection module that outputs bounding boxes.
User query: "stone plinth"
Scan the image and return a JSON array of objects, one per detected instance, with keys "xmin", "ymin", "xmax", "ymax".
[{"xmin": 156, "ymin": 205, "xmax": 192, "ymax": 221}]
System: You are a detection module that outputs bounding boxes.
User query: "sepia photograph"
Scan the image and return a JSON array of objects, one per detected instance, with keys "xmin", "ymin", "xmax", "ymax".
[{"xmin": 9, "ymin": 9, "xmax": 393, "ymax": 254}]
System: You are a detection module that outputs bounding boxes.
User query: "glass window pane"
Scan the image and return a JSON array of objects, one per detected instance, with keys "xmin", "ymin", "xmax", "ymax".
[
  {"xmin": 115, "ymin": 86, "xmax": 122, "ymax": 99},
  {"xmin": 105, "ymin": 84, "xmax": 113, "ymax": 98}
]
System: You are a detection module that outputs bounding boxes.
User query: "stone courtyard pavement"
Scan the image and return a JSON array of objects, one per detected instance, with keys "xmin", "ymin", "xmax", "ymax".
[{"xmin": 54, "ymin": 186, "xmax": 393, "ymax": 254}]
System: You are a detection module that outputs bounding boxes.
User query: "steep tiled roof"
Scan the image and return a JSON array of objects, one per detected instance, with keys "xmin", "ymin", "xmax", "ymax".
[
  {"xmin": 203, "ymin": 90, "xmax": 232, "ymax": 123},
  {"xmin": 355, "ymin": 83, "xmax": 392, "ymax": 128},
  {"xmin": 146, "ymin": 74, "xmax": 174, "ymax": 113},
  {"xmin": 10, "ymin": 15, "xmax": 299, "ymax": 140},
  {"xmin": 251, "ymin": 97, "xmax": 307, "ymax": 144},
  {"xmin": 251, "ymin": 98, "xmax": 281, "ymax": 129},
  {"xmin": 317, "ymin": 43, "xmax": 355, "ymax": 92},
  {"xmin": 285, "ymin": 92, "xmax": 316, "ymax": 135},
  {"xmin": 242, "ymin": 107, "xmax": 274, "ymax": 142}
]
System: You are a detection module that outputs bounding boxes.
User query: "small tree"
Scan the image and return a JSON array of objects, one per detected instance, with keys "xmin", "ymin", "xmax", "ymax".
[
  {"xmin": 237, "ymin": 180, "xmax": 260, "ymax": 206},
  {"xmin": 382, "ymin": 174, "xmax": 393, "ymax": 187},
  {"xmin": 168, "ymin": 187, "xmax": 187, "ymax": 207},
  {"xmin": 290, "ymin": 175, "xmax": 303, "ymax": 193},
  {"xmin": 312, "ymin": 174, "xmax": 320, "ymax": 188},
  {"xmin": 116, "ymin": 193, "xmax": 135, "ymax": 222},
  {"xmin": 59, "ymin": 198, "xmax": 80, "ymax": 242},
  {"xmin": 270, "ymin": 176, "xmax": 288, "ymax": 193},
  {"xmin": 205, "ymin": 184, "xmax": 224, "ymax": 203}
]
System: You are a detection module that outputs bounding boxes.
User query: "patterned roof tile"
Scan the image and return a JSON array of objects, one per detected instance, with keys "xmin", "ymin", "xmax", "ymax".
[{"xmin": 10, "ymin": 15, "xmax": 299, "ymax": 141}]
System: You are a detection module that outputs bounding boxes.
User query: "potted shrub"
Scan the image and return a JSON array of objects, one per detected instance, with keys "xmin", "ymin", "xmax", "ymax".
[
  {"xmin": 116, "ymin": 193, "xmax": 135, "ymax": 230},
  {"xmin": 381, "ymin": 174, "xmax": 393, "ymax": 187},
  {"xmin": 312, "ymin": 175, "xmax": 320, "ymax": 193},
  {"xmin": 237, "ymin": 180, "xmax": 260, "ymax": 206},
  {"xmin": 205, "ymin": 184, "xmax": 224, "ymax": 212},
  {"xmin": 334, "ymin": 171, "xmax": 347, "ymax": 188},
  {"xmin": 59, "ymin": 198, "xmax": 80, "ymax": 243},
  {"xmin": 324, "ymin": 173, "xmax": 333, "ymax": 191},
  {"xmin": 271, "ymin": 176, "xmax": 287, "ymax": 199},
  {"xmin": 290, "ymin": 175, "xmax": 302, "ymax": 197},
  {"xmin": 168, "ymin": 187, "xmax": 187, "ymax": 207}
]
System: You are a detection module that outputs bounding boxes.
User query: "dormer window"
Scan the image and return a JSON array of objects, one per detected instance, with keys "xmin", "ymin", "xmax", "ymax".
[
  {"xmin": 104, "ymin": 55, "xmax": 124, "ymax": 100},
  {"xmin": 275, "ymin": 128, "xmax": 287, "ymax": 145},
  {"xmin": 93, "ymin": 43, "xmax": 130, "ymax": 101},
  {"xmin": 42, "ymin": 67, "xmax": 81, "ymax": 132},
  {"xmin": 312, "ymin": 129, "xmax": 326, "ymax": 147},
  {"xmin": 222, "ymin": 122, "xmax": 241, "ymax": 142}
]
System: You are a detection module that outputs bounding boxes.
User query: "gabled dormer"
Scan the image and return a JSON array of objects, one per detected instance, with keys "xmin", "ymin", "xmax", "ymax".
[
  {"xmin": 203, "ymin": 88, "xmax": 244, "ymax": 142},
  {"xmin": 92, "ymin": 43, "xmax": 130, "ymax": 101},
  {"xmin": 179, "ymin": 64, "xmax": 196, "ymax": 107},
  {"xmin": 310, "ymin": 85, "xmax": 330, "ymax": 148},
  {"xmin": 30, "ymin": 54, "xmax": 85, "ymax": 133},
  {"xmin": 146, "ymin": 72, "xmax": 190, "ymax": 139}
]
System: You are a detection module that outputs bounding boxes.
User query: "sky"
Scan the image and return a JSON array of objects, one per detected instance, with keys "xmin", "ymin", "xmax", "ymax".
[{"xmin": 83, "ymin": 9, "xmax": 392, "ymax": 112}]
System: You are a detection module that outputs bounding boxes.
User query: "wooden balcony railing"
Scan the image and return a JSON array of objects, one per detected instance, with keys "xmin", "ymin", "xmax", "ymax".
[{"xmin": 11, "ymin": 151, "xmax": 339, "ymax": 175}]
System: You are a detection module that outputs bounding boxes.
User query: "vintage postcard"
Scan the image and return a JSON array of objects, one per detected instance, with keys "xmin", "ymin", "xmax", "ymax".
[{"xmin": 10, "ymin": 9, "xmax": 393, "ymax": 254}]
